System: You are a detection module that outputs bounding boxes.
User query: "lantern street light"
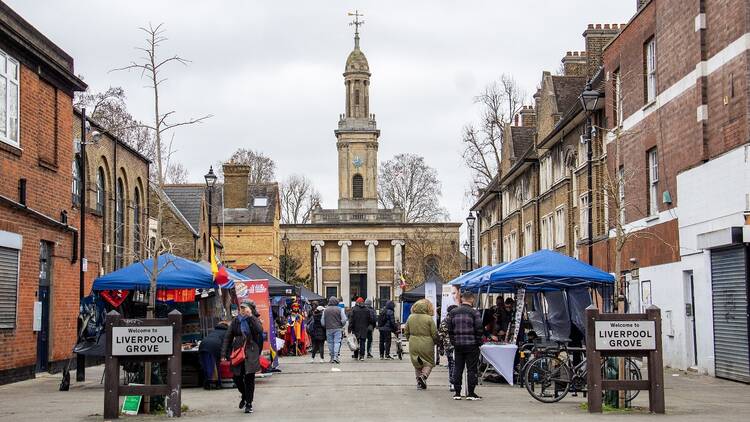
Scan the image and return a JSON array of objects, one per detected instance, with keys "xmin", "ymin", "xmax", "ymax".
[
  {"xmin": 466, "ymin": 212, "xmax": 476, "ymax": 271},
  {"xmin": 204, "ymin": 166, "xmax": 218, "ymax": 255},
  {"xmin": 463, "ymin": 240, "xmax": 470, "ymax": 273},
  {"xmin": 579, "ymin": 81, "xmax": 601, "ymax": 266}
]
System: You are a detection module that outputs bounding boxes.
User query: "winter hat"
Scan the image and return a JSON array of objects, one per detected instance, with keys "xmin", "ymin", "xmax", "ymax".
[
  {"xmin": 364, "ymin": 298, "xmax": 373, "ymax": 307},
  {"xmin": 356, "ymin": 297, "xmax": 365, "ymax": 303}
]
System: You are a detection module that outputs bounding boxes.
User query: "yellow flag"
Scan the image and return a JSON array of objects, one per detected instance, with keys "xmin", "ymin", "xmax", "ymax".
[{"xmin": 209, "ymin": 238, "xmax": 218, "ymax": 277}]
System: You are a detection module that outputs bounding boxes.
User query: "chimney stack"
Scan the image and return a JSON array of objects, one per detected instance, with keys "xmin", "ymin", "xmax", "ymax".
[
  {"xmin": 519, "ymin": 106, "xmax": 536, "ymax": 128},
  {"xmin": 222, "ymin": 163, "xmax": 250, "ymax": 209},
  {"xmin": 637, "ymin": 0, "xmax": 648, "ymax": 10},
  {"xmin": 561, "ymin": 51, "xmax": 588, "ymax": 77},
  {"xmin": 583, "ymin": 23, "xmax": 625, "ymax": 78}
]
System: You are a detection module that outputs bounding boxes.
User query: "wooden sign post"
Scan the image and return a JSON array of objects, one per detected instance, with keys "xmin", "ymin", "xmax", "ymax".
[
  {"xmin": 585, "ymin": 304, "xmax": 665, "ymax": 414},
  {"xmin": 104, "ymin": 310, "xmax": 182, "ymax": 419}
]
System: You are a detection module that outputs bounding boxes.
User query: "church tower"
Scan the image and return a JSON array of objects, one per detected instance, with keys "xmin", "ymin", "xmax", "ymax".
[{"xmin": 335, "ymin": 11, "xmax": 380, "ymax": 210}]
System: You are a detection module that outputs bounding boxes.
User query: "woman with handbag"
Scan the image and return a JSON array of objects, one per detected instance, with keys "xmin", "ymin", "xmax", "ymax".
[{"xmin": 222, "ymin": 300, "xmax": 264, "ymax": 414}]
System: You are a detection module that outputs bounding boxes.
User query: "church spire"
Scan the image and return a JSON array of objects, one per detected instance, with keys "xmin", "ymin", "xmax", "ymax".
[{"xmin": 348, "ymin": 10, "xmax": 364, "ymax": 50}]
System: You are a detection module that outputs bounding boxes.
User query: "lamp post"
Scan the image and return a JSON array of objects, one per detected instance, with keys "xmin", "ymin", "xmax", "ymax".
[
  {"xmin": 312, "ymin": 246, "xmax": 319, "ymax": 293},
  {"xmin": 463, "ymin": 240, "xmax": 470, "ymax": 273},
  {"xmin": 579, "ymin": 81, "xmax": 601, "ymax": 266},
  {"xmin": 282, "ymin": 232, "xmax": 290, "ymax": 282},
  {"xmin": 204, "ymin": 166, "xmax": 217, "ymax": 256},
  {"xmin": 466, "ymin": 212, "xmax": 476, "ymax": 271},
  {"xmin": 76, "ymin": 109, "xmax": 101, "ymax": 382}
]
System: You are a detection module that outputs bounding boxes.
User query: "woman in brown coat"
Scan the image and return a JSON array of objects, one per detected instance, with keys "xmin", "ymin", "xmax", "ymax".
[{"xmin": 222, "ymin": 300, "xmax": 264, "ymax": 414}]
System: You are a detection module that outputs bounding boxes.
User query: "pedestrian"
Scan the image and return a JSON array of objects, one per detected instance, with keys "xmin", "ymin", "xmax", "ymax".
[
  {"xmin": 321, "ymin": 297, "xmax": 347, "ymax": 364},
  {"xmin": 404, "ymin": 299, "xmax": 438, "ymax": 390},
  {"xmin": 349, "ymin": 297, "xmax": 373, "ymax": 360},
  {"xmin": 447, "ymin": 291, "xmax": 483, "ymax": 401},
  {"xmin": 199, "ymin": 321, "xmax": 229, "ymax": 389},
  {"xmin": 364, "ymin": 298, "xmax": 376, "ymax": 358},
  {"xmin": 222, "ymin": 300, "xmax": 264, "ymax": 414},
  {"xmin": 377, "ymin": 300, "xmax": 397, "ymax": 359},
  {"xmin": 307, "ymin": 305, "xmax": 327, "ymax": 363},
  {"xmin": 438, "ymin": 305, "xmax": 457, "ymax": 391}
]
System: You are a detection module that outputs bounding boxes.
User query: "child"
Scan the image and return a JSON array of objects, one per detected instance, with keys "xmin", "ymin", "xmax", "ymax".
[{"xmin": 438, "ymin": 304, "xmax": 458, "ymax": 391}]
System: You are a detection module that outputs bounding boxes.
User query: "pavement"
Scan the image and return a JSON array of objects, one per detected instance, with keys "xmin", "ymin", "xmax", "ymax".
[{"xmin": 1, "ymin": 352, "xmax": 749, "ymax": 421}]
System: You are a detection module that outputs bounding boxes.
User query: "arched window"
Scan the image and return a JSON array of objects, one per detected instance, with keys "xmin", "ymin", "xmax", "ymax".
[
  {"xmin": 115, "ymin": 178, "xmax": 125, "ymax": 269},
  {"xmin": 352, "ymin": 174, "xmax": 363, "ymax": 199},
  {"xmin": 133, "ymin": 187, "xmax": 141, "ymax": 259},
  {"xmin": 96, "ymin": 168, "xmax": 105, "ymax": 213},
  {"xmin": 424, "ymin": 255, "xmax": 440, "ymax": 278},
  {"xmin": 72, "ymin": 158, "xmax": 81, "ymax": 206}
]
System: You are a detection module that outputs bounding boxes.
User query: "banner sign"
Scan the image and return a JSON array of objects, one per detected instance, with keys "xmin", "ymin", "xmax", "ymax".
[
  {"xmin": 594, "ymin": 320, "xmax": 656, "ymax": 350},
  {"xmin": 111, "ymin": 326, "xmax": 173, "ymax": 355},
  {"xmin": 234, "ymin": 279, "xmax": 273, "ymax": 352},
  {"xmin": 509, "ymin": 288, "xmax": 525, "ymax": 344},
  {"xmin": 440, "ymin": 284, "xmax": 457, "ymax": 321},
  {"xmin": 424, "ymin": 279, "xmax": 437, "ymax": 324}
]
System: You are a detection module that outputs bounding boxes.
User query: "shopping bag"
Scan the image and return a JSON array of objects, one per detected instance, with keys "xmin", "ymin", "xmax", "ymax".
[{"xmin": 347, "ymin": 335, "xmax": 359, "ymax": 352}]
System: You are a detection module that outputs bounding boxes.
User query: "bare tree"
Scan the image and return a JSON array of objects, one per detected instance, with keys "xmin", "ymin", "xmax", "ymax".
[
  {"xmin": 220, "ymin": 148, "xmax": 276, "ymax": 183},
  {"xmin": 462, "ymin": 74, "xmax": 526, "ymax": 195},
  {"xmin": 403, "ymin": 227, "xmax": 461, "ymax": 287},
  {"xmin": 280, "ymin": 174, "xmax": 320, "ymax": 224},
  {"xmin": 378, "ymin": 153, "xmax": 448, "ymax": 223},
  {"xmin": 165, "ymin": 162, "xmax": 189, "ymax": 184}
]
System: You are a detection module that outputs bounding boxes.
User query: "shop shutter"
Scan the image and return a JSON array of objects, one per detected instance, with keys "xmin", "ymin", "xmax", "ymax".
[
  {"xmin": 0, "ymin": 246, "xmax": 20, "ymax": 328},
  {"xmin": 711, "ymin": 245, "xmax": 750, "ymax": 383}
]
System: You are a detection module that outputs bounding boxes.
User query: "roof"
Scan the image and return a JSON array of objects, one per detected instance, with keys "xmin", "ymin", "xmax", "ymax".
[
  {"xmin": 240, "ymin": 263, "xmax": 296, "ymax": 296},
  {"xmin": 218, "ymin": 183, "xmax": 279, "ymax": 225},
  {"xmin": 162, "ymin": 184, "xmax": 204, "ymax": 234},
  {"xmin": 550, "ymin": 76, "xmax": 586, "ymax": 115},
  {"xmin": 74, "ymin": 108, "xmax": 151, "ymax": 165},
  {"xmin": 510, "ymin": 126, "xmax": 535, "ymax": 158}
]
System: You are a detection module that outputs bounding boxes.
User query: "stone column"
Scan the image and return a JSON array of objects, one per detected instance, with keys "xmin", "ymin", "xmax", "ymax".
[
  {"xmin": 365, "ymin": 240, "xmax": 378, "ymax": 301},
  {"xmin": 338, "ymin": 240, "xmax": 352, "ymax": 303},
  {"xmin": 391, "ymin": 240, "xmax": 405, "ymax": 320},
  {"xmin": 311, "ymin": 241, "xmax": 325, "ymax": 295}
]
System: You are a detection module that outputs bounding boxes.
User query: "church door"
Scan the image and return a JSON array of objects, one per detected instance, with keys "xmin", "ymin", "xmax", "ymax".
[{"xmin": 350, "ymin": 274, "xmax": 367, "ymax": 301}]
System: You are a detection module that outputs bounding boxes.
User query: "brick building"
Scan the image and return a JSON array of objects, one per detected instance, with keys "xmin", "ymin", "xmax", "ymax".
[
  {"xmin": 0, "ymin": 3, "xmax": 87, "ymax": 384},
  {"xmin": 596, "ymin": 0, "xmax": 750, "ymax": 381}
]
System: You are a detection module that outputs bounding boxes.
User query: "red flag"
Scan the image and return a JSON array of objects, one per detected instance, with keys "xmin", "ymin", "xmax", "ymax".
[{"xmin": 215, "ymin": 266, "xmax": 229, "ymax": 286}]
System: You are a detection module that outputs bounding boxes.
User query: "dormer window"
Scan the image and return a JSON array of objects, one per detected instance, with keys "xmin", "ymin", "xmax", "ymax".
[{"xmin": 253, "ymin": 197, "xmax": 268, "ymax": 207}]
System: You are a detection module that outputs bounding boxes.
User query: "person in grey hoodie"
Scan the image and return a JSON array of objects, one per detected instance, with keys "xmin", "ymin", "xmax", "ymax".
[{"xmin": 321, "ymin": 296, "xmax": 347, "ymax": 364}]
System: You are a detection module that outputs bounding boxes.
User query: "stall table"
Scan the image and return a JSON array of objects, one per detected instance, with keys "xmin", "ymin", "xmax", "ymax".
[{"xmin": 479, "ymin": 343, "xmax": 518, "ymax": 385}]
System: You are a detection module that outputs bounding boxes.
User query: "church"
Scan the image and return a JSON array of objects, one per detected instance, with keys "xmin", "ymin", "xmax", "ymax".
[{"xmin": 280, "ymin": 17, "xmax": 462, "ymax": 307}]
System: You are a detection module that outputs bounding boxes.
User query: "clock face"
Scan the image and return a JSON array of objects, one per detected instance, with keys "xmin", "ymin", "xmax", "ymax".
[{"xmin": 352, "ymin": 156, "xmax": 363, "ymax": 168}]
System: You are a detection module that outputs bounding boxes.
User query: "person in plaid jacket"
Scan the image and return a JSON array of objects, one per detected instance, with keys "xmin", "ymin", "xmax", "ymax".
[{"xmin": 447, "ymin": 291, "xmax": 484, "ymax": 401}]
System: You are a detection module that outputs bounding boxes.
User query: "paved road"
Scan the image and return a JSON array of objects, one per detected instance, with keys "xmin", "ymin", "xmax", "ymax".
[{"xmin": 1, "ymin": 354, "xmax": 749, "ymax": 421}]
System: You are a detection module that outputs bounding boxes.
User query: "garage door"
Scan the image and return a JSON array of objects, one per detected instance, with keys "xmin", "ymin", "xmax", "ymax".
[{"xmin": 711, "ymin": 245, "xmax": 750, "ymax": 383}]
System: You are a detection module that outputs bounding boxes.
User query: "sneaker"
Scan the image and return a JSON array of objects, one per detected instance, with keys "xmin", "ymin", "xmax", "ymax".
[
  {"xmin": 319, "ymin": 358, "xmax": 325, "ymax": 363},
  {"xmin": 333, "ymin": 359, "xmax": 341, "ymax": 364},
  {"xmin": 385, "ymin": 355, "xmax": 394, "ymax": 360},
  {"xmin": 466, "ymin": 393, "xmax": 482, "ymax": 401},
  {"xmin": 416, "ymin": 375, "xmax": 427, "ymax": 390},
  {"xmin": 380, "ymin": 356, "xmax": 384, "ymax": 360},
  {"xmin": 244, "ymin": 404, "xmax": 253, "ymax": 413},
  {"xmin": 310, "ymin": 358, "xmax": 316, "ymax": 363},
  {"xmin": 453, "ymin": 392, "xmax": 462, "ymax": 400},
  {"xmin": 359, "ymin": 357, "xmax": 364, "ymax": 361},
  {"xmin": 367, "ymin": 353, "xmax": 374, "ymax": 358},
  {"xmin": 238, "ymin": 399, "xmax": 246, "ymax": 409}
]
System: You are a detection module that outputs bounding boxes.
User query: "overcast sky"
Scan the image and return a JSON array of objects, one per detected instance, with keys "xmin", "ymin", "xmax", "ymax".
[{"xmin": 9, "ymin": 0, "xmax": 634, "ymax": 235}]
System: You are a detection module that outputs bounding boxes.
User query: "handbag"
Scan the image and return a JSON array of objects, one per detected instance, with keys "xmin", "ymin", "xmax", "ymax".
[
  {"xmin": 230, "ymin": 340, "xmax": 246, "ymax": 366},
  {"xmin": 347, "ymin": 335, "xmax": 359, "ymax": 352}
]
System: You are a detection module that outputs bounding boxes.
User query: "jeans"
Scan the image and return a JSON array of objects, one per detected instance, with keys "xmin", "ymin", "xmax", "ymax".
[
  {"xmin": 326, "ymin": 329, "xmax": 342, "ymax": 360},
  {"xmin": 378, "ymin": 329, "xmax": 392, "ymax": 357},
  {"xmin": 311, "ymin": 339, "xmax": 325, "ymax": 359},
  {"xmin": 453, "ymin": 346, "xmax": 480, "ymax": 395},
  {"xmin": 233, "ymin": 371, "xmax": 255, "ymax": 405}
]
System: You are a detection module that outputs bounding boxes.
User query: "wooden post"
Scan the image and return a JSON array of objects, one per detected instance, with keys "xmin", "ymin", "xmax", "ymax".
[
  {"xmin": 104, "ymin": 310, "xmax": 121, "ymax": 420},
  {"xmin": 585, "ymin": 305, "xmax": 603, "ymax": 413},
  {"xmin": 166, "ymin": 310, "xmax": 182, "ymax": 417},
  {"xmin": 646, "ymin": 305, "xmax": 665, "ymax": 414}
]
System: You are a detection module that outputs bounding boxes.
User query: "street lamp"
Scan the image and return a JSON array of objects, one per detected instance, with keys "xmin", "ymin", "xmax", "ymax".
[
  {"xmin": 282, "ymin": 232, "xmax": 290, "ymax": 282},
  {"xmin": 466, "ymin": 212, "xmax": 476, "ymax": 271},
  {"xmin": 579, "ymin": 81, "xmax": 601, "ymax": 266},
  {"xmin": 463, "ymin": 240, "xmax": 470, "ymax": 273},
  {"xmin": 204, "ymin": 166, "xmax": 217, "ymax": 256}
]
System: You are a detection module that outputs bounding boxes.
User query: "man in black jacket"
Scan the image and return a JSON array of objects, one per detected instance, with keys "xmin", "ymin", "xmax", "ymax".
[
  {"xmin": 377, "ymin": 301, "xmax": 397, "ymax": 359},
  {"xmin": 447, "ymin": 291, "xmax": 483, "ymax": 401},
  {"xmin": 349, "ymin": 297, "xmax": 374, "ymax": 360}
]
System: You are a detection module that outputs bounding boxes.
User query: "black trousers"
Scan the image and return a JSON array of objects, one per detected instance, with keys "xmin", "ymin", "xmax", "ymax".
[
  {"xmin": 378, "ymin": 330, "xmax": 392, "ymax": 357},
  {"xmin": 354, "ymin": 336, "xmax": 367, "ymax": 358},
  {"xmin": 453, "ymin": 346, "xmax": 480, "ymax": 395},
  {"xmin": 233, "ymin": 370, "xmax": 256, "ymax": 405},
  {"xmin": 366, "ymin": 329, "xmax": 373, "ymax": 354},
  {"xmin": 311, "ymin": 339, "xmax": 325, "ymax": 359}
]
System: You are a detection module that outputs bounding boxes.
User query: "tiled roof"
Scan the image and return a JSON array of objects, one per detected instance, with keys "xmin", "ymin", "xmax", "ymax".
[
  {"xmin": 510, "ymin": 126, "xmax": 535, "ymax": 158},
  {"xmin": 162, "ymin": 184, "xmax": 204, "ymax": 232},
  {"xmin": 152, "ymin": 183, "xmax": 199, "ymax": 237},
  {"xmin": 218, "ymin": 183, "xmax": 278, "ymax": 225},
  {"xmin": 551, "ymin": 76, "xmax": 586, "ymax": 115}
]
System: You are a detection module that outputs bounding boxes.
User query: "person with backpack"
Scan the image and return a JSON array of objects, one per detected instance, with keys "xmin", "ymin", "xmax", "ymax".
[
  {"xmin": 307, "ymin": 305, "xmax": 327, "ymax": 363},
  {"xmin": 377, "ymin": 300, "xmax": 397, "ymax": 359}
]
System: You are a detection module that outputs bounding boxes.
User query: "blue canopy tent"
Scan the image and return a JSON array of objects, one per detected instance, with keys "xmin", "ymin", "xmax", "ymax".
[
  {"xmin": 93, "ymin": 253, "xmax": 217, "ymax": 291},
  {"xmin": 449, "ymin": 263, "xmax": 505, "ymax": 289}
]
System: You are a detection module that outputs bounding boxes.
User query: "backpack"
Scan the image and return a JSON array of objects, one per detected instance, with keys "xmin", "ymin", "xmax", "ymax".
[{"xmin": 377, "ymin": 310, "xmax": 388, "ymax": 328}]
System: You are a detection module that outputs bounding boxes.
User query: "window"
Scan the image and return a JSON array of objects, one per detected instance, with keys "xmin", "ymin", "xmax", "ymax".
[
  {"xmin": 325, "ymin": 286, "xmax": 338, "ymax": 300},
  {"xmin": 491, "ymin": 240, "xmax": 497, "ymax": 265},
  {"xmin": 115, "ymin": 178, "xmax": 125, "ymax": 269},
  {"xmin": 378, "ymin": 285, "xmax": 391, "ymax": 309},
  {"xmin": 509, "ymin": 231, "xmax": 518, "ymax": 260},
  {"xmin": 133, "ymin": 188, "xmax": 141, "ymax": 259},
  {"xmin": 524, "ymin": 223, "xmax": 533, "ymax": 256},
  {"xmin": 253, "ymin": 197, "xmax": 268, "ymax": 207},
  {"xmin": 96, "ymin": 168, "xmax": 106, "ymax": 214},
  {"xmin": 0, "ymin": 50, "xmax": 20, "ymax": 146},
  {"xmin": 0, "ymin": 244, "xmax": 20, "ymax": 328},
  {"xmin": 618, "ymin": 166, "xmax": 625, "ymax": 224},
  {"xmin": 580, "ymin": 194, "xmax": 590, "ymax": 239},
  {"xmin": 502, "ymin": 236, "xmax": 510, "ymax": 262},
  {"xmin": 614, "ymin": 68, "xmax": 623, "ymax": 126},
  {"xmin": 540, "ymin": 155, "xmax": 553, "ymax": 192},
  {"xmin": 352, "ymin": 174, "xmax": 363, "ymax": 199},
  {"xmin": 354, "ymin": 88, "xmax": 360, "ymax": 105},
  {"xmin": 554, "ymin": 206, "xmax": 565, "ymax": 247},
  {"xmin": 648, "ymin": 148, "xmax": 659, "ymax": 216},
  {"xmin": 72, "ymin": 157, "xmax": 82, "ymax": 206},
  {"xmin": 645, "ymin": 37, "xmax": 656, "ymax": 103},
  {"xmin": 540, "ymin": 214, "xmax": 554, "ymax": 250}
]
